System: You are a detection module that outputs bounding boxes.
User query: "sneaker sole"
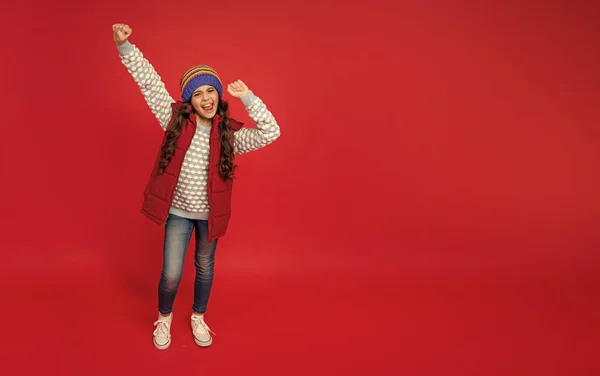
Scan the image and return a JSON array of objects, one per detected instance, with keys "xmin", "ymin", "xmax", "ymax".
[
  {"xmin": 154, "ymin": 338, "xmax": 171, "ymax": 350},
  {"xmin": 194, "ymin": 336, "xmax": 212, "ymax": 347}
]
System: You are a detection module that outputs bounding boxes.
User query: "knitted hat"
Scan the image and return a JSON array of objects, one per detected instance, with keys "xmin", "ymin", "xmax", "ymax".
[{"xmin": 180, "ymin": 65, "xmax": 223, "ymax": 102}]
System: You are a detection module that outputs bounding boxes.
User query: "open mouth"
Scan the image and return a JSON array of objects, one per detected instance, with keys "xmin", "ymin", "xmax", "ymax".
[{"xmin": 201, "ymin": 104, "xmax": 214, "ymax": 112}]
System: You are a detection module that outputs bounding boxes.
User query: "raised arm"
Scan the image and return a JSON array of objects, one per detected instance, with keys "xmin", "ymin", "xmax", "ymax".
[
  {"xmin": 113, "ymin": 24, "xmax": 175, "ymax": 131},
  {"xmin": 226, "ymin": 80, "xmax": 281, "ymax": 155}
]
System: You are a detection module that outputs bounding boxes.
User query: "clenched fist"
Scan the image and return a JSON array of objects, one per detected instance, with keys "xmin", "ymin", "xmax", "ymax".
[
  {"xmin": 227, "ymin": 80, "xmax": 249, "ymax": 99},
  {"xmin": 113, "ymin": 24, "xmax": 132, "ymax": 46}
]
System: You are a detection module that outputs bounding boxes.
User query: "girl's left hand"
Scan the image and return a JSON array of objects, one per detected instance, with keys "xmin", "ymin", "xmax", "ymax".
[{"xmin": 227, "ymin": 79, "xmax": 249, "ymax": 99}]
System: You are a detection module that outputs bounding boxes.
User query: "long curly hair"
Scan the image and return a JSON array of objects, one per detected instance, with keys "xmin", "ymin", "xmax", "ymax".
[{"xmin": 157, "ymin": 100, "xmax": 236, "ymax": 180}]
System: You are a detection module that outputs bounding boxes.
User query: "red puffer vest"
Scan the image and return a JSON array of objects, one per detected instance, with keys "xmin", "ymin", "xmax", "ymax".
[{"xmin": 141, "ymin": 101, "xmax": 244, "ymax": 242}]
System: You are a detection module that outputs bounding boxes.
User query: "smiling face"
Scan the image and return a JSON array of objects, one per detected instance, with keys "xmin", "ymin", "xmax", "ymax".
[{"xmin": 190, "ymin": 85, "xmax": 220, "ymax": 119}]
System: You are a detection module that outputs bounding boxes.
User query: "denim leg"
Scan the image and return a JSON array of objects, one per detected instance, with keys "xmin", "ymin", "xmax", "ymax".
[
  {"xmin": 192, "ymin": 220, "xmax": 218, "ymax": 314},
  {"xmin": 158, "ymin": 214, "xmax": 194, "ymax": 314}
]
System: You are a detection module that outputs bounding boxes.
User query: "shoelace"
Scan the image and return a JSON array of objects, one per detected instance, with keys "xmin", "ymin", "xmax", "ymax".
[
  {"xmin": 153, "ymin": 320, "xmax": 170, "ymax": 337},
  {"xmin": 191, "ymin": 316, "xmax": 215, "ymax": 336}
]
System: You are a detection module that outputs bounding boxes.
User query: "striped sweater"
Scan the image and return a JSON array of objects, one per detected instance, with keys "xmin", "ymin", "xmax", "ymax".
[{"xmin": 117, "ymin": 41, "xmax": 280, "ymax": 220}]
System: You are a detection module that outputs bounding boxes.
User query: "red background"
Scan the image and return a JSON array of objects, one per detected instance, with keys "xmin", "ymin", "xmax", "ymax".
[{"xmin": 1, "ymin": 0, "xmax": 599, "ymax": 375}]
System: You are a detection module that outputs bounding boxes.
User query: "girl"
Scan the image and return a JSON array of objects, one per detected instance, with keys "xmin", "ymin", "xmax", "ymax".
[{"xmin": 112, "ymin": 23, "xmax": 281, "ymax": 350}]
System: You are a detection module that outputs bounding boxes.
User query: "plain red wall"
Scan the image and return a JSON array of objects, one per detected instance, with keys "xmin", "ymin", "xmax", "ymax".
[{"xmin": 1, "ymin": 0, "xmax": 598, "ymax": 277}]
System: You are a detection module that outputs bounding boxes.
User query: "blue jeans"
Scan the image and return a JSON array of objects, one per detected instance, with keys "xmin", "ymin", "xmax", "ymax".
[{"xmin": 158, "ymin": 214, "xmax": 218, "ymax": 315}]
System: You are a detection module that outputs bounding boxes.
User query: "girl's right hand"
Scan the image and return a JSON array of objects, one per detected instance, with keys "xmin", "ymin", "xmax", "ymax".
[{"xmin": 113, "ymin": 24, "xmax": 132, "ymax": 46}]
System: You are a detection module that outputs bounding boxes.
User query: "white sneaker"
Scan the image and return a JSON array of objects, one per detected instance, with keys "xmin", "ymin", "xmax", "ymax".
[
  {"xmin": 191, "ymin": 314, "xmax": 214, "ymax": 347},
  {"xmin": 153, "ymin": 313, "xmax": 172, "ymax": 350}
]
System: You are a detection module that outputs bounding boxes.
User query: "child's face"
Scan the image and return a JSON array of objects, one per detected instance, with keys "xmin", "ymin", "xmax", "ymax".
[{"xmin": 191, "ymin": 85, "xmax": 219, "ymax": 119}]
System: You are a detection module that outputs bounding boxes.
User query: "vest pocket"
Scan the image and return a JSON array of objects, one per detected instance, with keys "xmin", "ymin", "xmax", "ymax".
[
  {"xmin": 211, "ymin": 174, "xmax": 234, "ymax": 193},
  {"xmin": 148, "ymin": 172, "xmax": 178, "ymax": 200},
  {"xmin": 211, "ymin": 212, "xmax": 231, "ymax": 237}
]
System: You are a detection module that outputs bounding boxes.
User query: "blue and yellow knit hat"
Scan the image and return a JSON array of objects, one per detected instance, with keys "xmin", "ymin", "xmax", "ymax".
[{"xmin": 180, "ymin": 65, "xmax": 223, "ymax": 102}]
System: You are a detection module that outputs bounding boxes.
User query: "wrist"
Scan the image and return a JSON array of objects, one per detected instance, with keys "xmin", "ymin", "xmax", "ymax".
[
  {"xmin": 116, "ymin": 40, "xmax": 134, "ymax": 56},
  {"xmin": 240, "ymin": 90, "xmax": 257, "ymax": 107}
]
